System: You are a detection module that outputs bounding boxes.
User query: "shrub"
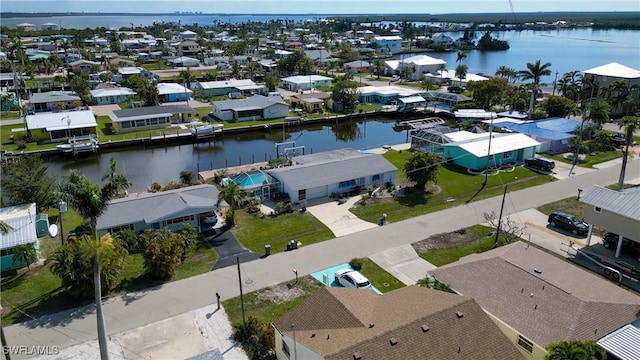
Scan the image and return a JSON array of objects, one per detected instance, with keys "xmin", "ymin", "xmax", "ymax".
[
  {"xmin": 275, "ymin": 201, "xmax": 293, "ymax": 215},
  {"xmin": 246, "ymin": 199, "xmax": 261, "ymax": 213},
  {"xmin": 232, "ymin": 317, "xmax": 276, "ymax": 360},
  {"xmin": 114, "ymin": 229, "xmax": 139, "ymax": 252},
  {"xmin": 349, "ymin": 258, "xmax": 364, "ymax": 271},
  {"xmin": 15, "ymin": 140, "xmax": 26, "ymax": 150}
]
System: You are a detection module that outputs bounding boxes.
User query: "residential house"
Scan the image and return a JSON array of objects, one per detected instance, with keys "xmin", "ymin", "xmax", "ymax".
[
  {"xmin": 69, "ymin": 59, "xmax": 103, "ymax": 73},
  {"xmin": 397, "ymin": 96, "xmax": 427, "ymax": 112},
  {"xmin": 114, "ymin": 67, "xmax": 159, "ymax": 83},
  {"xmin": 495, "ymin": 117, "xmax": 580, "ymax": 153},
  {"xmin": 303, "ymin": 49, "xmax": 338, "ymax": 66},
  {"xmin": 26, "ymin": 109, "xmax": 97, "ymax": 141},
  {"xmin": 431, "ymin": 32, "xmax": 454, "ymax": 47},
  {"xmin": 442, "ymin": 131, "xmax": 540, "ymax": 170},
  {"xmin": 0, "ymin": 72, "xmax": 24, "ymax": 87},
  {"xmin": 582, "ymin": 62, "xmax": 640, "ymax": 115},
  {"xmin": 40, "ymin": 22, "xmax": 59, "ymax": 31},
  {"xmin": 97, "ymin": 184, "xmax": 228, "ymax": 235},
  {"xmin": 344, "ymin": 60, "xmax": 371, "ymax": 74},
  {"xmin": 357, "ymin": 85, "xmax": 422, "ymax": 105},
  {"xmin": 179, "ymin": 30, "xmax": 198, "ymax": 40},
  {"xmin": 371, "ymin": 35, "xmax": 403, "ymax": 54},
  {"xmin": 273, "ymin": 285, "xmax": 524, "ymax": 360},
  {"xmin": 28, "ymin": 91, "xmax": 81, "ymax": 113},
  {"xmin": 212, "ymin": 94, "xmax": 289, "ymax": 122},
  {"xmin": 16, "ymin": 23, "xmax": 37, "ymax": 31},
  {"xmin": 167, "ymin": 56, "xmax": 200, "ymax": 68},
  {"xmin": 177, "ymin": 40, "xmax": 201, "ymax": 58},
  {"xmin": 90, "ymin": 87, "xmax": 137, "ymax": 105},
  {"xmin": 384, "ymin": 55, "xmax": 447, "ymax": 81},
  {"xmin": 597, "ymin": 322, "xmax": 640, "ymax": 360},
  {"xmin": 290, "ymin": 92, "xmax": 331, "ymax": 114},
  {"xmin": 266, "ymin": 148, "xmax": 396, "ymax": 203},
  {"xmin": 109, "ymin": 105, "xmax": 196, "ymax": 133},
  {"xmin": 429, "ymin": 241, "xmax": 640, "ymax": 360},
  {"xmin": 0, "ymin": 203, "xmax": 43, "ymax": 271},
  {"xmin": 580, "ymin": 185, "xmax": 640, "ymax": 256},
  {"xmin": 157, "ymin": 82, "xmax": 193, "ymax": 103},
  {"xmin": 282, "ymin": 75, "xmax": 333, "ymax": 92},
  {"xmin": 197, "ymin": 79, "xmax": 266, "ymax": 97}
]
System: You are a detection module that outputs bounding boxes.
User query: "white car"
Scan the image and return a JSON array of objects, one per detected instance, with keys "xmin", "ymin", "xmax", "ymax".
[
  {"xmin": 334, "ymin": 269, "xmax": 372, "ymax": 289},
  {"xmin": 390, "ymin": 75, "xmax": 400, "ymax": 82}
]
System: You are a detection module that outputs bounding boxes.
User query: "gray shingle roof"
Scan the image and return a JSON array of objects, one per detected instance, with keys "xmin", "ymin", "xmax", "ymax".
[
  {"xmin": 97, "ymin": 184, "xmax": 224, "ymax": 230},
  {"xmin": 274, "ymin": 286, "xmax": 523, "ymax": 360},
  {"xmin": 581, "ymin": 185, "xmax": 640, "ymax": 221},
  {"xmin": 430, "ymin": 241, "xmax": 640, "ymax": 347},
  {"xmin": 266, "ymin": 149, "xmax": 396, "ymax": 190},
  {"xmin": 112, "ymin": 105, "xmax": 195, "ymax": 119},
  {"xmin": 213, "ymin": 94, "xmax": 285, "ymax": 111},
  {"xmin": 29, "ymin": 91, "xmax": 80, "ymax": 103}
]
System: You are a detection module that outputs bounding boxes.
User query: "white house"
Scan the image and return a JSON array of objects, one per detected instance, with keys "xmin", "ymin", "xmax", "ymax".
[
  {"xmin": 371, "ymin": 35, "xmax": 403, "ymax": 54},
  {"xmin": 431, "ymin": 32, "xmax": 454, "ymax": 46},
  {"xmin": 282, "ymin": 75, "xmax": 333, "ymax": 92},
  {"xmin": 385, "ymin": 55, "xmax": 447, "ymax": 81},
  {"xmin": 157, "ymin": 82, "xmax": 193, "ymax": 103},
  {"xmin": 90, "ymin": 87, "xmax": 137, "ymax": 105}
]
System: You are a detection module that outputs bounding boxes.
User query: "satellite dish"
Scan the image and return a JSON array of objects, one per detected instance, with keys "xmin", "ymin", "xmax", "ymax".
[{"xmin": 48, "ymin": 224, "xmax": 58, "ymax": 238}]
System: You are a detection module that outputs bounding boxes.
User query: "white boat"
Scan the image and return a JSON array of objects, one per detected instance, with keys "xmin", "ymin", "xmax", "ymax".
[
  {"xmin": 190, "ymin": 123, "xmax": 223, "ymax": 138},
  {"xmin": 56, "ymin": 135, "xmax": 99, "ymax": 154}
]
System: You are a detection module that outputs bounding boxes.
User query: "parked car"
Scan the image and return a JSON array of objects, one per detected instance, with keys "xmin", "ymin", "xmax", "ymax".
[
  {"xmin": 610, "ymin": 133, "xmax": 627, "ymax": 147},
  {"xmin": 334, "ymin": 269, "xmax": 372, "ymax": 289},
  {"xmin": 547, "ymin": 211, "xmax": 589, "ymax": 236},
  {"xmin": 390, "ymin": 75, "xmax": 400, "ymax": 82},
  {"xmin": 448, "ymin": 85, "xmax": 465, "ymax": 94},
  {"xmin": 602, "ymin": 232, "xmax": 640, "ymax": 256},
  {"xmin": 524, "ymin": 157, "xmax": 556, "ymax": 172}
]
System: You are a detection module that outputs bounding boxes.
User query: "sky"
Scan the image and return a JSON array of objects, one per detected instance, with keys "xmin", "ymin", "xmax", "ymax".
[{"xmin": 1, "ymin": 0, "xmax": 638, "ymax": 14}]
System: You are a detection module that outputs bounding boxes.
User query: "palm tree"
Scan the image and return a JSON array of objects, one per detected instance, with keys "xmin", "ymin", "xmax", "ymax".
[
  {"xmin": 456, "ymin": 50, "xmax": 468, "ymax": 66},
  {"xmin": 586, "ymin": 100, "xmax": 610, "ymax": 128},
  {"xmin": 0, "ymin": 221, "xmax": 13, "ymax": 235},
  {"xmin": 432, "ymin": 63, "xmax": 445, "ymax": 87},
  {"xmin": 372, "ymin": 59, "xmax": 385, "ymax": 80},
  {"xmin": 12, "ymin": 243, "xmax": 38, "ymax": 269},
  {"xmin": 495, "ymin": 65, "xmax": 517, "ymax": 83},
  {"xmin": 545, "ymin": 339, "xmax": 605, "ymax": 360},
  {"xmin": 217, "ymin": 182, "xmax": 248, "ymax": 226},
  {"xmin": 518, "ymin": 59, "xmax": 552, "ymax": 115},
  {"xmin": 455, "ymin": 64, "xmax": 468, "ymax": 87},
  {"xmin": 617, "ymin": 116, "xmax": 640, "ymax": 191},
  {"xmin": 57, "ymin": 161, "xmax": 130, "ymax": 360}
]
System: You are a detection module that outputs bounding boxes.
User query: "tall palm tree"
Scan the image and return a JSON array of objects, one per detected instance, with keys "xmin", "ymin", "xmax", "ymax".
[
  {"xmin": 57, "ymin": 161, "xmax": 130, "ymax": 360},
  {"xmin": 617, "ymin": 116, "xmax": 640, "ymax": 191},
  {"xmin": 373, "ymin": 59, "xmax": 385, "ymax": 80},
  {"xmin": 455, "ymin": 64, "xmax": 468, "ymax": 87},
  {"xmin": 495, "ymin": 65, "xmax": 517, "ymax": 83},
  {"xmin": 217, "ymin": 182, "xmax": 248, "ymax": 226},
  {"xmin": 456, "ymin": 50, "xmax": 468, "ymax": 66},
  {"xmin": 518, "ymin": 59, "xmax": 552, "ymax": 115},
  {"xmin": 437, "ymin": 63, "xmax": 447, "ymax": 85}
]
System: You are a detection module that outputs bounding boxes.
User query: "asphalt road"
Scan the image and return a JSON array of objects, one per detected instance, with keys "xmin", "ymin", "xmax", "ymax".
[{"xmin": 4, "ymin": 158, "xmax": 640, "ymax": 358}]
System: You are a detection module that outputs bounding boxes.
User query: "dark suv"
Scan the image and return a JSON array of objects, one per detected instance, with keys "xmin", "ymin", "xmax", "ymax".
[
  {"xmin": 547, "ymin": 211, "xmax": 589, "ymax": 236},
  {"xmin": 525, "ymin": 157, "xmax": 556, "ymax": 172},
  {"xmin": 602, "ymin": 232, "xmax": 640, "ymax": 256}
]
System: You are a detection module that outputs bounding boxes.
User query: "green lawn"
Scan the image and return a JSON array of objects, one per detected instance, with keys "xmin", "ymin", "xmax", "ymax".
[
  {"xmin": 0, "ymin": 111, "xmax": 21, "ymax": 120},
  {"xmin": 1, "ymin": 236, "xmax": 218, "ymax": 326},
  {"xmin": 356, "ymin": 258, "xmax": 405, "ymax": 292},
  {"xmin": 351, "ymin": 150, "xmax": 552, "ymax": 223},
  {"xmin": 544, "ymin": 150, "xmax": 622, "ymax": 168},
  {"xmin": 141, "ymin": 62, "xmax": 172, "ymax": 71},
  {"xmin": 232, "ymin": 210, "xmax": 334, "ymax": 255},
  {"xmin": 95, "ymin": 115, "xmax": 191, "ymax": 142},
  {"xmin": 417, "ymin": 225, "xmax": 509, "ymax": 266},
  {"xmin": 223, "ymin": 276, "xmax": 324, "ymax": 327},
  {"xmin": 536, "ymin": 196, "xmax": 586, "ymax": 219}
]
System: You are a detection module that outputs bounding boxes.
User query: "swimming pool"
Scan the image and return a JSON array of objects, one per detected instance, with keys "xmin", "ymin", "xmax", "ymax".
[{"xmin": 231, "ymin": 171, "xmax": 268, "ymax": 188}]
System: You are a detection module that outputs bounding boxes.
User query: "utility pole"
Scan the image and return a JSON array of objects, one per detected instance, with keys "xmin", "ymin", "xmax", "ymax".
[
  {"xmin": 482, "ymin": 116, "xmax": 495, "ymax": 187},
  {"xmin": 237, "ymin": 256, "xmax": 246, "ymax": 326},
  {"xmin": 494, "ymin": 186, "xmax": 508, "ymax": 248}
]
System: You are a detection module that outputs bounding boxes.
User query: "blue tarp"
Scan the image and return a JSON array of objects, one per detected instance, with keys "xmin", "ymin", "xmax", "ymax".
[{"xmin": 499, "ymin": 118, "xmax": 579, "ymax": 140}]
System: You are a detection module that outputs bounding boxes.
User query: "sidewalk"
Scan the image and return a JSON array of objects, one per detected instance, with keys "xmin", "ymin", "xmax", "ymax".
[{"xmin": 5, "ymin": 158, "xmax": 639, "ymax": 358}]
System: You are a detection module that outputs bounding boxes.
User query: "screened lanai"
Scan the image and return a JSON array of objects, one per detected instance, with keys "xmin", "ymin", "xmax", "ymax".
[
  {"xmin": 409, "ymin": 125, "xmax": 456, "ymax": 154},
  {"xmin": 223, "ymin": 170, "xmax": 281, "ymax": 200}
]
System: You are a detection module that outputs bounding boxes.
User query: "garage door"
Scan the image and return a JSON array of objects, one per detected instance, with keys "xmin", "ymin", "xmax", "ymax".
[
  {"xmin": 536, "ymin": 140, "xmax": 550, "ymax": 153},
  {"xmin": 305, "ymin": 185, "xmax": 328, "ymax": 200}
]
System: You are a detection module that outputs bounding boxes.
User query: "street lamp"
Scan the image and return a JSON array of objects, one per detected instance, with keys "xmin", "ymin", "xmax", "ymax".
[{"xmin": 58, "ymin": 200, "xmax": 67, "ymax": 246}]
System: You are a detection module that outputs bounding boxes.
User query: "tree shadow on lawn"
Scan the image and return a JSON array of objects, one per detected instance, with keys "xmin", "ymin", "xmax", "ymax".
[
  {"xmin": 8, "ymin": 287, "xmax": 94, "ymax": 328},
  {"xmin": 396, "ymin": 191, "xmax": 428, "ymax": 207}
]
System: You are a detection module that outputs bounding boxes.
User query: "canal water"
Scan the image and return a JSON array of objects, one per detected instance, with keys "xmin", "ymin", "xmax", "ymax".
[{"xmin": 45, "ymin": 117, "xmax": 409, "ymax": 192}]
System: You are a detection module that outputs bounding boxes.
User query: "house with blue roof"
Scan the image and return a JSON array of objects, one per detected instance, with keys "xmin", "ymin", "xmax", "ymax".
[{"xmin": 496, "ymin": 118, "xmax": 580, "ymax": 153}]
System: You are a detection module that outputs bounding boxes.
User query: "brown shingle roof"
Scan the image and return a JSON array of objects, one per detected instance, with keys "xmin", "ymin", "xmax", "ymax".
[
  {"xmin": 274, "ymin": 286, "xmax": 523, "ymax": 359},
  {"xmin": 430, "ymin": 241, "xmax": 640, "ymax": 347}
]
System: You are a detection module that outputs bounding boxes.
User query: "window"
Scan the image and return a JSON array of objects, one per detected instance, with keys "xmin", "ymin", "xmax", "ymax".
[
  {"xmin": 282, "ymin": 339, "xmax": 290, "ymax": 358},
  {"xmin": 121, "ymin": 121, "xmax": 131, "ymax": 128},
  {"xmin": 298, "ymin": 189, "xmax": 306, "ymax": 201},
  {"xmin": 517, "ymin": 334, "xmax": 534, "ymax": 353},
  {"xmin": 135, "ymin": 119, "xmax": 146, "ymax": 127},
  {"xmin": 594, "ymin": 206, "xmax": 602, "ymax": 213},
  {"xmin": 339, "ymin": 179, "xmax": 356, "ymax": 188},
  {"xmin": 166, "ymin": 215, "xmax": 194, "ymax": 225},
  {"xmin": 503, "ymin": 151, "xmax": 513, "ymax": 158},
  {"xmin": 108, "ymin": 224, "xmax": 133, "ymax": 233},
  {"xmin": 372, "ymin": 174, "xmax": 380, "ymax": 182},
  {"xmin": 488, "ymin": 154, "xmax": 494, "ymax": 160}
]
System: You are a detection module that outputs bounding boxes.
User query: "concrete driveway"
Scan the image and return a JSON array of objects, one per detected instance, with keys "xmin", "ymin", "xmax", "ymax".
[
  {"xmin": 305, "ymin": 195, "xmax": 379, "ymax": 238},
  {"xmin": 369, "ymin": 244, "xmax": 436, "ymax": 285}
]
